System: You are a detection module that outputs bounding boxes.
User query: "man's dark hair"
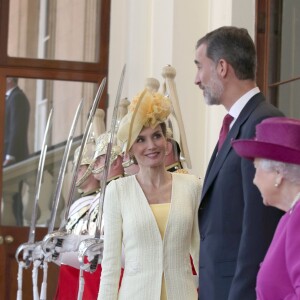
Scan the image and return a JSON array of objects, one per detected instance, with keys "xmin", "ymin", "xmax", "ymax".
[
  {"xmin": 12, "ymin": 77, "xmax": 19, "ymax": 84},
  {"xmin": 196, "ymin": 26, "xmax": 257, "ymax": 80}
]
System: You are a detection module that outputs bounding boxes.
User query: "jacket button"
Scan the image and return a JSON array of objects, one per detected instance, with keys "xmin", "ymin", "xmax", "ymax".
[{"xmin": 200, "ymin": 234, "xmax": 205, "ymax": 241}]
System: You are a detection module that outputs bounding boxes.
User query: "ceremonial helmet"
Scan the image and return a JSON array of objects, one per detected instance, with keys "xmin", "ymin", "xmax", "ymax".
[
  {"xmin": 121, "ymin": 141, "xmax": 135, "ymax": 168},
  {"xmin": 74, "ymin": 136, "xmax": 96, "ymax": 187},
  {"xmin": 92, "ymin": 131, "xmax": 122, "ymax": 174}
]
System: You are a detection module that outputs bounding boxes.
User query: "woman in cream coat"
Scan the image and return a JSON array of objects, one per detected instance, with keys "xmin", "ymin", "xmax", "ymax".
[{"xmin": 98, "ymin": 89, "xmax": 201, "ymax": 300}]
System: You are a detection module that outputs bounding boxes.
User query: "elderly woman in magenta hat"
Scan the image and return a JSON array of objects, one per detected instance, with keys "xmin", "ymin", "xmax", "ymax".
[
  {"xmin": 98, "ymin": 89, "xmax": 201, "ymax": 300},
  {"xmin": 232, "ymin": 117, "xmax": 300, "ymax": 300}
]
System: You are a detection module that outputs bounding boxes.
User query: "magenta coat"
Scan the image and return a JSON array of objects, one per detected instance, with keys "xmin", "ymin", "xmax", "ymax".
[{"xmin": 256, "ymin": 200, "xmax": 300, "ymax": 299}]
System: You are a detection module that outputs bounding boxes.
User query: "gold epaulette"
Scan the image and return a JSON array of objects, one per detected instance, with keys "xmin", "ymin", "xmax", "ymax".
[
  {"xmin": 81, "ymin": 188, "xmax": 99, "ymax": 197},
  {"xmin": 174, "ymin": 168, "xmax": 189, "ymax": 174},
  {"xmin": 166, "ymin": 162, "xmax": 183, "ymax": 173},
  {"xmin": 107, "ymin": 174, "xmax": 124, "ymax": 182}
]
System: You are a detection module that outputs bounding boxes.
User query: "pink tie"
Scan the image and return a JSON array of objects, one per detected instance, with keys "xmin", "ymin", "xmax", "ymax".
[{"xmin": 218, "ymin": 114, "xmax": 234, "ymax": 151}]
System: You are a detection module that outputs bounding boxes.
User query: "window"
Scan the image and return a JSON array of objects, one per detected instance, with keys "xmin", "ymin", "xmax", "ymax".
[
  {"xmin": 256, "ymin": 0, "xmax": 300, "ymax": 118},
  {"xmin": 8, "ymin": 0, "xmax": 101, "ymax": 62},
  {"xmin": 0, "ymin": 0, "xmax": 111, "ymax": 226}
]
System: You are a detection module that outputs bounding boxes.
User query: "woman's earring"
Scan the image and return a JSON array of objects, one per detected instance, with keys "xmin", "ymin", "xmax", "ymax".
[{"xmin": 274, "ymin": 177, "xmax": 281, "ymax": 188}]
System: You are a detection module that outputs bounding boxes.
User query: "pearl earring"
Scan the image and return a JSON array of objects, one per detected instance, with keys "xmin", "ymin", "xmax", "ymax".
[{"xmin": 274, "ymin": 183, "xmax": 279, "ymax": 188}]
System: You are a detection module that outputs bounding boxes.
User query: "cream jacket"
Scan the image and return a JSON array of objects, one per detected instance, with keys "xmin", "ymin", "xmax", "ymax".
[{"xmin": 98, "ymin": 173, "xmax": 201, "ymax": 300}]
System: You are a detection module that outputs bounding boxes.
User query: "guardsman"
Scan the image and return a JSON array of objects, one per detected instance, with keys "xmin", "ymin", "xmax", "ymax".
[
  {"xmin": 81, "ymin": 131, "xmax": 125, "ymax": 300},
  {"xmin": 54, "ymin": 138, "xmax": 99, "ymax": 299},
  {"xmin": 165, "ymin": 130, "xmax": 188, "ymax": 174}
]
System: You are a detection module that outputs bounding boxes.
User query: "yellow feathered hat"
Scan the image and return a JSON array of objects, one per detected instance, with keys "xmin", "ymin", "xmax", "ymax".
[{"xmin": 117, "ymin": 89, "xmax": 172, "ymax": 153}]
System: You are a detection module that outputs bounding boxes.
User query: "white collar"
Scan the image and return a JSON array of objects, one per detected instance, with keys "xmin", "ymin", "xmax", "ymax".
[
  {"xmin": 228, "ymin": 87, "xmax": 260, "ymax": 127},
  {"xmin": 6, "ymin": 86, "xmax": 17, "ymax": 97}
]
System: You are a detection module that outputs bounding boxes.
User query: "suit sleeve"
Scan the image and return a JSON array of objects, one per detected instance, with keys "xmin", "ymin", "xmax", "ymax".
[
  {"xmin": 98, "ymin": 181, "xmax": 123, "ymax": 300},
  {"xmin": 228, "ymin": 122, "xmax": 283, "ymax": 300}
]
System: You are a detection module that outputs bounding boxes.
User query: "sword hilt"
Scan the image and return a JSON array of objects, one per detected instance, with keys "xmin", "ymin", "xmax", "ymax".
[
  {"xmin": 42, "ymin": 230, "xmax": 69, "ymax": 260},
  {"xmin": 52, "ymin": 238, "xmax": 64, "ymax": 260},
  {"xmin": 89, "ymin": 254, "xmax": 99, "ymax": 272},
  {"xmin": 78, "ymin": 237, "xmax": 103, "ymax": 273},
  {"xmin": 15, "ymin": 242, "xmax": 36, "ymax": 268}
]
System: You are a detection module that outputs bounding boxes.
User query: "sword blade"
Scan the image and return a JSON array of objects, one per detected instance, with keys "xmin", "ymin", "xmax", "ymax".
[
  {"xmin": 28, "ymin": 109, "xmax": 53, "ymax": 244},
  {"xmin": 77, "ymin": 66, "xmax": 126, "ymax": 273},
  {"xmin": 60, "ymin": 77, "xmax": 107, "ymax": 229},
  {"xmin": 41, "ymin": 78, "xmax": 107, "ymax": 258},
  {"xmin": 95, "ymin": 65, "xmax": 126, "ymax": 238},
  {"xmin": 47, "ymin": 99, "xmax": 84, "ymax": 233}
]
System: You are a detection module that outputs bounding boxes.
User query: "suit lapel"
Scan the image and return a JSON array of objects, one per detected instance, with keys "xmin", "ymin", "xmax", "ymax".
[{"xmin": 201, "ymin": 94, "xmax": 263, "ymax": 201}]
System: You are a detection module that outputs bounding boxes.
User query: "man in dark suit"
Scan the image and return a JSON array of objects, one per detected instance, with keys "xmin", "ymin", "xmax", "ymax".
[
  {"xmin": 194, "ymin": 26, "xmax": 284, "ymax": 299},
  {"xmin": 4, "ymin": 77, "xmax": 30, "ymax": 167},
  {"xmin": 4, "ymin": 77, "xmax": 30, "ymax": 226}
]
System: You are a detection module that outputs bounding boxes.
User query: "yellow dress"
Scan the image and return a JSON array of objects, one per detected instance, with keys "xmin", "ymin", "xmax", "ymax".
[{"xmin": 150, "ymin": 203, "xmax": 171, "ymax": 300}]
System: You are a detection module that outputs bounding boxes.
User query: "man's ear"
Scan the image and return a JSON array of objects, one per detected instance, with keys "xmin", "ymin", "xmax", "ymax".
[
  {"xmin": 112, "ymin": 155, "xmax": 123, "ymax": 169},
  {"xmin": 111, "ymin": 157, "xmax": 119, "ymax": 169},
  {"xmin": 218, "ymin": 59, "xmax": 229, "ymax": 78}
]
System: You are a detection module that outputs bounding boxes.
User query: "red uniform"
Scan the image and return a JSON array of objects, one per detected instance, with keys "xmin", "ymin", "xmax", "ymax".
[
  {"xmin": 54, "ymin": 265, "xmax": 79, "ymax": 299},
  {"xmin": 83, "ymin": 262, "xmax": 124, "ymax": 299}
]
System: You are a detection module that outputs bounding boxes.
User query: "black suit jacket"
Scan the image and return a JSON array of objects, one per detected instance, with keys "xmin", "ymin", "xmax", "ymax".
[
  {"xmin": 4, "ymin": 86, "xmax": 30, "ymax": 162},
  {"xmin": 198, "ymin": 93, "xmax": 284, "ymax": 300}
]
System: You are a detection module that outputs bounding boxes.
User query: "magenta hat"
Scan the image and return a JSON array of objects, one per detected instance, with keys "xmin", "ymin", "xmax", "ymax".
[{"xmin": 231, "ymin": 117, "xmax": 300, "ymax": 165}]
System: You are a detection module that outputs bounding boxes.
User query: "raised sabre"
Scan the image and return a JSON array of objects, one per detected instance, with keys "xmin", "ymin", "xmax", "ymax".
[
  {"xmin": 34, "ymin": 100, "xmax": 84, "ymax": 300},
  {"xmin": 15, "ymin": 108, "xmax": 53, "ymax": 300},
  {"xmin": 47, "ymin": 99, "xmax": 84, "ymax": 235},
  {"xmin": 61, "ymin": 78, "xmax": 107, "ymax": 230},
  {"xmin": 38, "ymin": 78, "xmax": 106, "ymax": 300},
  {"xmin": 41, "ymin": 77, "xmax": 107, "ymax": 256},
  {"xmin": 77, "ymin": 65, "xmax": 126, "ymax": 276}
]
